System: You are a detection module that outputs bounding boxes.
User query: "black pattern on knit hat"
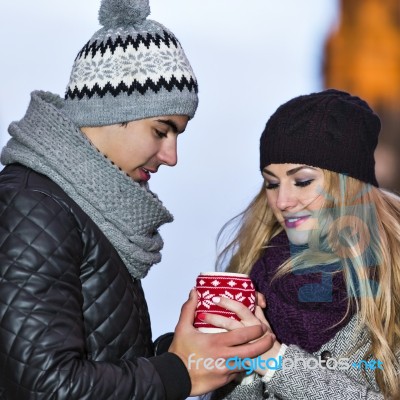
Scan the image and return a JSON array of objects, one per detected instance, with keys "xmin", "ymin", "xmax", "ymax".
[
  {"xmin": 62, "ymin": 0, "xmax": 198, "ymax": 127},
  {"xmin": 260, "ymin": 89, "xmax": 381, "ymax": 186}
]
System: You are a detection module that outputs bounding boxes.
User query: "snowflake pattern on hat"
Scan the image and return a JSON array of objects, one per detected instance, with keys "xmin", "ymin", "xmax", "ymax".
[
  {"xmin": 62, "ymin": 0, "xmax": 198, "ymax": 127},
  {"xmin": 66, "ymin": 35, "xmax": 197, "ymax": 97}
]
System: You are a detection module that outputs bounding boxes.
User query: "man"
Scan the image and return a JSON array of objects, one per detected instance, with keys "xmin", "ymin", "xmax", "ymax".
[{"xmin": 0, "ymin": 0, "xmax": 273, "ymax": 398}]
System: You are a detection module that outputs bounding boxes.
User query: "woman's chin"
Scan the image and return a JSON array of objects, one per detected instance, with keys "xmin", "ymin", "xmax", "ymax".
[{"xmin": 285, "ymin": 230, "xmax": 310, "ymax": 246}]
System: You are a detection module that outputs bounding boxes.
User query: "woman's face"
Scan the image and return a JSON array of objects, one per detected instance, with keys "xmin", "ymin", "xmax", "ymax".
[{"xmin": 263, "ymin": 163, "xmax": 326, "ymax": 245}]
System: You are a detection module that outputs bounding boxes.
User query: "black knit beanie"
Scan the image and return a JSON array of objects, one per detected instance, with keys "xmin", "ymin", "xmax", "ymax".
[{"xmin": 260, "ymin": 89, "xmax": 381, "ymax": 186}]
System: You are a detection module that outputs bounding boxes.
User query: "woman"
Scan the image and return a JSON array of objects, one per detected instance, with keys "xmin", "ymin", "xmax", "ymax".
[{"xmin": 212, "ymin": 89, "xmax": 400, "ymax": 399}]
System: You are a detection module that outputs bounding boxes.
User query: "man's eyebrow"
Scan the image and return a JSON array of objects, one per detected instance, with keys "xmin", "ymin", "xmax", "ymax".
[
  {"xmin": 155, "ymin": 119, "xmax": 183, "ymax": 134},
  {"xmin": 262, "ymin": 166, "xmax": 318, "ymax": 177}
]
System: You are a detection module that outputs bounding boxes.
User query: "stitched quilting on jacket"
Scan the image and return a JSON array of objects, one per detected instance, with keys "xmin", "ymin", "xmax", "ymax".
[
  {"xmin": 0, "ymin": 90, "xmax": 191, "ymax": 399},
  {"xmin": 0, "ymin": 164, "xmax": 188, "ymax": 399}
]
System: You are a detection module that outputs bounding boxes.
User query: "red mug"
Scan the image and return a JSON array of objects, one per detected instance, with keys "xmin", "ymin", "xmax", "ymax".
[{"xmin": 194, "ymin": 272, "xmax": 256, "ymax": 332}]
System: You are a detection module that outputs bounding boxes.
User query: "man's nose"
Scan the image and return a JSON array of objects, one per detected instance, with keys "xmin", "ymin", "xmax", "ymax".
[{"xmin": 158, "ymin": 138, "xmax": 178, "ymax": 166}]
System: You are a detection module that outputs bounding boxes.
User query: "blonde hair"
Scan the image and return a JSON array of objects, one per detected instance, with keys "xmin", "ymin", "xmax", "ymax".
[{"xmin": 217, "ymin": 171, "xmax": 400, "ymax": 398}]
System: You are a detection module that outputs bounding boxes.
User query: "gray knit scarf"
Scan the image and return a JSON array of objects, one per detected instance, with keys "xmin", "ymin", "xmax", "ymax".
[{"xmin": 1, "ymin": 90, "xmax": 173, "ymax": 279}]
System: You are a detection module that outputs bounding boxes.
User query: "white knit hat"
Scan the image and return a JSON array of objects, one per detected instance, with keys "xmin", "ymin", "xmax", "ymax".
[{"xmin": 62, "ymin": 0, "xmax": 198, "ymax": 127}]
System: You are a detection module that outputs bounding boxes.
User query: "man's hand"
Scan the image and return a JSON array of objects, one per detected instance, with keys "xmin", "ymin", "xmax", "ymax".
[{"xmin": 169, "ymin": 289, "xmax": 275, "ymax": 396}]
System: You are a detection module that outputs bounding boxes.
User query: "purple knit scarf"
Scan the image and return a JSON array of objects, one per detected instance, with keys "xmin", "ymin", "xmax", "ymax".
[{"xmin": 250, "ymin": 231, "xmax": 354, "ymax": 352}]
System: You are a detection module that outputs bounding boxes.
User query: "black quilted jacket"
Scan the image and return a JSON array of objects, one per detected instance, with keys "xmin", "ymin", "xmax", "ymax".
[{"xmin": 0, "ymin": 164, "xmax": 190, "ymax": 400}]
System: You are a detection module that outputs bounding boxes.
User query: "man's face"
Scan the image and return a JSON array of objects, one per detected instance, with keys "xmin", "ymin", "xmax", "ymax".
[{"xmin": 81, "ymin": 115, "xmax": 189, "ymax": 183}]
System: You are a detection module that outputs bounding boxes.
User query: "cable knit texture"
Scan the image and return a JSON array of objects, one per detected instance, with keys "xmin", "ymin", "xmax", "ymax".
[
  {"xmin": 1, "ymin": 90, "xmax": 173, "ymax": 279},
  {"xmin": 259, "ymin": 89, "xmax": 380, "ymax": 186},
  {"xmin": 250, "ymin": 231, "xmax": 353, "ymax": 352}
]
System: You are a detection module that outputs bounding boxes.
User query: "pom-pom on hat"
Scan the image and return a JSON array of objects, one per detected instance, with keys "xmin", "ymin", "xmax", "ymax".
[
  {"xmin": 259, "ymin": 89, "xmax": 381, "ymax": 186},
  {"xmin": 62, "ymin": 0, "xmax": 198, "ymax": 127}
]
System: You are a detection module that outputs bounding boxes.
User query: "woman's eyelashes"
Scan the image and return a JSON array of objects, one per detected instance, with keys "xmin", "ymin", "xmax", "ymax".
[
  {"xmin": 265, "ymin": 182, "xmax": 279, "ymax": 190},
  {"xmin": 265, "ymin": 179, "xmax": 314, "ymax": 190},
  {"xmin": 295, "ymin": 179, "xmax": 314, "ymax": 187}
]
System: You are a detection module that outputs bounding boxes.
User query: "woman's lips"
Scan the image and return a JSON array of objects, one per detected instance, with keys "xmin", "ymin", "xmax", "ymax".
[{"xmin": 284, "ymin": 215, "xmax": 310, "ymax": 229}]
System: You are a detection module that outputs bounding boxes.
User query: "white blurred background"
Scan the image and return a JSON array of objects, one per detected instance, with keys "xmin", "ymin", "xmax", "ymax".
[{"xmin": 0, "ymin": 0, "xmax": 338, "ymax": 341}]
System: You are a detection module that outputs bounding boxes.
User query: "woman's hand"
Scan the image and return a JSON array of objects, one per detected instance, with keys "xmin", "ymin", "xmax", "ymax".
[
  {"xmin": 199, "ymin": 292, "xmax": 270, "ymax": 331},
  {"xmin": 199, "ymin": 294, "xmax": 282, "ymax": 376},
  {"xmin": 169, "ymin": 289, "xmax": 276, "ymax": 395}
]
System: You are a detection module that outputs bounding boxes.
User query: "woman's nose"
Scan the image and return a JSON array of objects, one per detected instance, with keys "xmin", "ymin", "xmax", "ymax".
[{"xmin": 275, "ymin": 186, "xmax": 297, "ymax": 210}]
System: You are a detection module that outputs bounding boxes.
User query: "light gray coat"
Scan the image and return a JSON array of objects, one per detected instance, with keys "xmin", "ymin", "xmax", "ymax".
[{"xmin": 213, "ymin": 316, "xmax": 398, "ymax": 399}]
